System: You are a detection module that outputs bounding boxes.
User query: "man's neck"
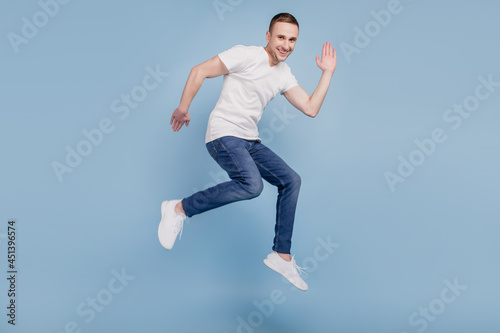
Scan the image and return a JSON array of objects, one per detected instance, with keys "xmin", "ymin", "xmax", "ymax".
[{"xmin": 264, "ymin": 46, "xmax": 279, "ymax": 67}]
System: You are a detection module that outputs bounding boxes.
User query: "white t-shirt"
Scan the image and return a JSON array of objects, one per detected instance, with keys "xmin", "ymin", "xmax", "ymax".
[{"xmin": 205, "ymin": 45, "xmax": 298, "ymax": 143}]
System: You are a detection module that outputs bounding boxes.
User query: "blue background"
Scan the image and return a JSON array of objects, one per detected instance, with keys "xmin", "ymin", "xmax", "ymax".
[{"xmin": 1, "ymin": 0, "xmax": 499, "ymax": 332}]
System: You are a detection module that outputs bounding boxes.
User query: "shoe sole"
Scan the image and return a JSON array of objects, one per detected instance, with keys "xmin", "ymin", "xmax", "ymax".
[
  {"xmin": 263, "ymin": 258, "xmax": 308, "ymax": 291},
  {"xmin": 158, "ymin": 200, "xmax": 174, "ymax": 250}
]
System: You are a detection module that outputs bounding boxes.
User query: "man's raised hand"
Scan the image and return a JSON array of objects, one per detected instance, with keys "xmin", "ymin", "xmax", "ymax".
[
  {"xmin": 315, "ymin": 41, "xmax": 337, "ymax": 74},
  {"xmin": 170, "ymin": 107, "xmax": 191, "ymax": 132}
]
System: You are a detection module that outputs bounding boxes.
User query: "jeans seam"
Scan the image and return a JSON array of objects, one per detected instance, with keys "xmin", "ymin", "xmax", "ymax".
[
  {"xmin": 207, "ymin": 142, "xmax": 217, "ymax": 161},
  {"xmin": 212, "ymin": 142, "xmax": 217, "ymax": 160},
  {"xmin": 254, "ymin": 160, "xmax": 286, "ymax": 252}
]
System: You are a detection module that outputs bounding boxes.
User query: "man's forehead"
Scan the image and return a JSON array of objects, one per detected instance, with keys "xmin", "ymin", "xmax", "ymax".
[{"xmin": 271, "ymin": 22, "xmax": 299, "ymax": 36}]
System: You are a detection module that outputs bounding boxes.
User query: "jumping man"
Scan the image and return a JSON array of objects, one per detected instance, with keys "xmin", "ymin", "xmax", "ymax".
[{"xmin": 158, "ymin": 13, "xmax": 337, "ymax": 291}]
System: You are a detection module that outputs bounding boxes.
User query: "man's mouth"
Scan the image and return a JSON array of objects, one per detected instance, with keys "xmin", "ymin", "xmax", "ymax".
[{"xmin": 278, "ymin": 48, "xmax": 289, "ymax": 56}]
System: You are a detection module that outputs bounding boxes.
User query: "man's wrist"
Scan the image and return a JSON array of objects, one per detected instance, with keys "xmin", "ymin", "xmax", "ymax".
[{"xmin": 178, "ymin": 104, "xmax": 189, "ymax": 113}]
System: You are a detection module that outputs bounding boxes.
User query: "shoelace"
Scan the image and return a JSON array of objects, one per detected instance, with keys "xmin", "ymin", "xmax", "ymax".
[
  {"xmin": 291, "ymin": 256, "xmax": 308, "ymax": 276},
  {"xmin": 173, "ymin": 214, "xmax": 185, "ymax": 240}
]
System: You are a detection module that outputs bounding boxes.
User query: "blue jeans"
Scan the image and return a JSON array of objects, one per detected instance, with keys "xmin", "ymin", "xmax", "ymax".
[{"xmin": 181, "ymin": 136, "xmax": 301, "ymax": 254}]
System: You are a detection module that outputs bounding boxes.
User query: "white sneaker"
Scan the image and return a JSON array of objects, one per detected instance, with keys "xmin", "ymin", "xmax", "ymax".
[
  {"xmin": 263, "ymin": 251, "xmax": 308, "ymax": 291},
  {"xmin": 158, "ymin": 200, "xmax": 186, "ymax": 250}
]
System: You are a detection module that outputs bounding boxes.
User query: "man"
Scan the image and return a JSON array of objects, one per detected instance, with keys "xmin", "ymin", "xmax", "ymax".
[{"xmin": 158, "ymin": 13, "xmax": 336, "ymax": 291}]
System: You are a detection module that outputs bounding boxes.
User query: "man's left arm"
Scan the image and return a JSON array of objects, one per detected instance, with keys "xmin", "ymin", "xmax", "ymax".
[{"xmin": 283, "ymin": 42, "xmax": 337, "ymax": 118}]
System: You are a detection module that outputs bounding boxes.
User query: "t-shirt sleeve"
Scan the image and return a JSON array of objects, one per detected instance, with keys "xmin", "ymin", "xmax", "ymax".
[
  {"xmin": 217, "ymin": 45, "xmax": 249, "ymax": 74},
  {"xmin": 280, "ymin": 65, "xmax": 299, "ymax": 95}
]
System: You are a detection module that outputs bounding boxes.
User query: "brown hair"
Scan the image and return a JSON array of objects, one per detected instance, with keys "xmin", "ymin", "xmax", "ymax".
[{"xmin": 269, "ymin": 13, "xmax": 299, "ymax": 34}]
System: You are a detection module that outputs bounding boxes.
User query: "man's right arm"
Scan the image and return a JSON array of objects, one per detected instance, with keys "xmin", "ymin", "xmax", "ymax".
[{"xmin": 170, "ymin": 55, "xmax": 229, "ymax": 132}]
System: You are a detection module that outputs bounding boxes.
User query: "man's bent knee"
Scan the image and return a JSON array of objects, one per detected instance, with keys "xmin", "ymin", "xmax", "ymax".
[
  {"xmin": 239, "ymin": 178, "xmax": 264, "ymax": 199},
  {"xmin": 287, "ymin": 171, "xmax": 301, "ymax": 189}
]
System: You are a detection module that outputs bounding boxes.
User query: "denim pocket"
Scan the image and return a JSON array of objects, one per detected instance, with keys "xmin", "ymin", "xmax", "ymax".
[{"xmin": 216, "ymin": 138, "xmax": 227, "ymax": 151}]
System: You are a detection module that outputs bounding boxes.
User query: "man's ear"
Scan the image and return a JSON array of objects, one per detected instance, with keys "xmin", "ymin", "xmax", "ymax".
[{"xmin": 265, "ymin": 30, "xmax": 270, "ymax": 43}]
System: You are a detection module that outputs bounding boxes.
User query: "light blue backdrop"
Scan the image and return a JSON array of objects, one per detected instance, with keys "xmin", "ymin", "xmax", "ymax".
[{"xmin": 1, "ymin": 0, "xmax": 499, "ymax": 332}]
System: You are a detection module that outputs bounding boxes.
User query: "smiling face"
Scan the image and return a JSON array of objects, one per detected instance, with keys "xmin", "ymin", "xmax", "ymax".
[{"xmin": 264, "ymin": 21, "xmax": 299, "ymax": 67}]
